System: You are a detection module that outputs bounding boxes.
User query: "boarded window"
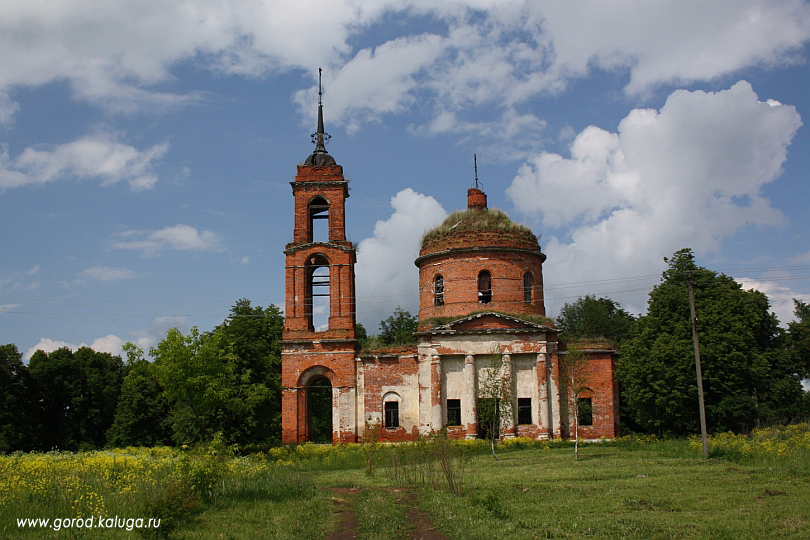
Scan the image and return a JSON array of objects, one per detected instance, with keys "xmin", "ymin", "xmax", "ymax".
[
  {"xmin": 384, "ymin": 401, "xmax": 399, "ymax": 429},
  {"xmin": 478, "ymin": 270, "xmax": 492, "ymax": 304},
  {"xmin": 434, "ymin": 275, "xmax": 444, "ymax": 306},
  {"xmin": 518, "ymin": 397, "xmax": 532, "ymax": 425},
  {"xmin": 447, "ymin": 399, "xmax": 462, "ymax": 426}
]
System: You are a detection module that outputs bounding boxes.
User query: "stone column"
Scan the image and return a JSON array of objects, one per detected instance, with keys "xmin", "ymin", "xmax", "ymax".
[
  {"xmin": 431, "ymin": 355, "xmax": 443, "ymax": 430},
  {"xmin": 463, "ymin": 354, "xmax": 477, "ymax": 439},
  {"xmin": 547, "ymin": 344, "xmax": 562, "ymax": 438},
  {"xmin": 536, "ymin": 351, "xmax": 551, "ymax": 439},
  {"xmin": 355, "ymin": 357, "xmax": 365, "ymax": 439},
  {"xmin": 501, "ymin": 353, "xmax": 515, "ymax": 438}
]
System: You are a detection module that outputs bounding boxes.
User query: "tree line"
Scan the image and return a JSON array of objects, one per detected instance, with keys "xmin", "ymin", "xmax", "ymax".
[
  {"xmin": 561, "ymin": 249, "xmax": 810, "ymax": 434},
  {"xmin": 1, "ymin": 249, "xmax": 808, "ymax": 452}
]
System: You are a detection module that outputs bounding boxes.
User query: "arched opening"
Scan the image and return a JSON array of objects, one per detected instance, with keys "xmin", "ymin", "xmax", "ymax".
[
  {"xmin": 382, "ymin": 392, "xmax": 401, "ymax": 430},
  {"xmin": 523, "ymin": 272, "xmax": 533, "ymax": 303},
  {"xmin": 577, "ymin": 389, "xmax": 594, "ymax": 427},
  {"xmin": 478, "ymin": 270, "xmax": 492, "ymax": 304},
  {"xmin": 306, "ymin": 254, "xmax": 330, "ymax": 331},
  {"xmin": 307, "ymin": 377, "xmax": 333, "ymax": 443},
  {"xmin": 434, "ymin": 274, "xmax": 444, "ymax": 307},
  {"xmin": 308, "ymin": 196, "xmax": 329, "ymax": 243}
]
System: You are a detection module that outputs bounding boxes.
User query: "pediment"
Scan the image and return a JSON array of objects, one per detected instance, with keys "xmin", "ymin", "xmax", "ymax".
[{"xmin": 420, "ymin": 312, "xmax": 554, "ymax": 335}]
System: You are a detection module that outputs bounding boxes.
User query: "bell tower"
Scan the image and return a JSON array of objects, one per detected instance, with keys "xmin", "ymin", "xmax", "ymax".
[{"xmin": 281, "ymin": 70, "xmax": 358, "ymax": 444}]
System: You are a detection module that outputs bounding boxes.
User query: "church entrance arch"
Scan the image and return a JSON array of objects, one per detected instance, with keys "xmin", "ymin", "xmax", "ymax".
[{"xmin": 307, "ymin": 376, "xmax": 333, "ymax": 444}]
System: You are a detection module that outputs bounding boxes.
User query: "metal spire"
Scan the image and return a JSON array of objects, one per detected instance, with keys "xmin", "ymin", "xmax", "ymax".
[
  {"xmin": 312, "ymin": 68, "xmax": 330, "ymax": 153},
  {"xmin": 305, "ymin": 68, "xmax": 335, "ymax": 166},
  {"xmin": 474, "ymin": 154, "xmax": 480, "ymax": 190}
]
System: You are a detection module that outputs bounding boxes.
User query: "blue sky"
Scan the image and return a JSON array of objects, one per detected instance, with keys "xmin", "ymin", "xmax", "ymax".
[{"xmin": 1, "ymin": 1, "xmax": 810, "ymax": 360}]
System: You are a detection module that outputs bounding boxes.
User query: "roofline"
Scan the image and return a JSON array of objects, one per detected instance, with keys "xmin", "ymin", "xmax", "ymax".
[{"xmin": 415, "ymin": 245, "xmax": 546, "ymax": 267}]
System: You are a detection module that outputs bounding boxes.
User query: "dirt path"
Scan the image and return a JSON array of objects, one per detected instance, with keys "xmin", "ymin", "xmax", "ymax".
[{"xmin": 325, "ymin": 487, "xmax": 447, "ymax": 540}]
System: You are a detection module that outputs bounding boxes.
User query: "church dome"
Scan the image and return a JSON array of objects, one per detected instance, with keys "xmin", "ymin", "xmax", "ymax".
[{"xmin": 415, "ymin": 189, "xmax": 546, "ymax": 324}]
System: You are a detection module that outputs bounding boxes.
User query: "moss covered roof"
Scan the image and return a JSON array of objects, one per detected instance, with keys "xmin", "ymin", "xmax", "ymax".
[{"xmin": 420, "ymin": 208, "xmax": 538, "ymax": 249}]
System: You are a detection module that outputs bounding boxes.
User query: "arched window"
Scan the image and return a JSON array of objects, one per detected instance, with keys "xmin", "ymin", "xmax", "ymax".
[
  {"xmin": 478, "ymin": 270, "xmax": 492, "ymax": 304},
  {"xmin": 523, "ymin": 272, "xmax": 533, "ymax": 303},
  {"xmin": 434, "ymin": 274, "xmax": 444, "ymax": 306},
  {"xmin": 383, "ymin": 392, "xmax": 401, "ymax": 429},
  {"xmin": 306, "ymin": 254, "xmax": 330, "ymax": 331},
  {"xmin": 308, "ymin": 196, "xmax": 329, "ymax": 243}
]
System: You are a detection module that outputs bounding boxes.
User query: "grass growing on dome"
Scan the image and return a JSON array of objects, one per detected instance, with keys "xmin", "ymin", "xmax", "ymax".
[{"xmin": 420, "ymin": 208, "xmax": 538, "ymax": 249}]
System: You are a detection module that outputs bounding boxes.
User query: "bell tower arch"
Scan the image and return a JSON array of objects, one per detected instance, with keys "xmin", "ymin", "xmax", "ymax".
[{"xmin": 281, "ymin": 70, "xmax": 357, "ymax": 444}]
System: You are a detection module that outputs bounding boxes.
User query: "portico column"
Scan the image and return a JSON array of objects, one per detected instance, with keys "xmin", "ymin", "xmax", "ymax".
[
  {"xmin": 502, "ymin": 353, "xmax": 515, "ymax": 438},
  {"xmin": 431, "ymin": 355, "xmax": 443, "ymax": 430},
  {"xmin": 464, "ymin": 354, "xmax": 477, "ymax": 438}
]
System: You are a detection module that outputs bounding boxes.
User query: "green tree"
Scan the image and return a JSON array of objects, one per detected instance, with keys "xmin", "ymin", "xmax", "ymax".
[
  {"xmin": 556, "ymin": 295, "xmax": 636, "ymax": 343},
  {"xmin": 618, "ymin": 249, "xmax": 803, "ymax": 435},
  {"xmin": 0, "ymin": 344, "xmax": 33, "ymax": 452},
  {"xmin": 562, "ymin": 346, "xmax": 590, "ymax": 460},
  {"xmin": 379, "ymin": 307, "xmax": 418, "ymax": 346},
  {"xmin": 477, "ymin": 350, "xmax": 514, "ymax": 460},
  {"xmin": 107, "ymin": 343, "xmax": 172, "ymax": 447},
  {"xmin": 151, "ymin": 326, "xmax": 270, "ymax": 445},
  {"xmin": 217, "ymin": 299, "xmax": 284, "ymax": 444},
  {"xmin": 28, "ymin": 346, "xmax": 124, "ymax": 450}
]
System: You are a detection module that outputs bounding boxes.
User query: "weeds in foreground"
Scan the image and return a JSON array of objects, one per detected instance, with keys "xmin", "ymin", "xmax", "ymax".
[{"xmin": 386, "ymin": 432, "xmax": 473, "ymax": 495}]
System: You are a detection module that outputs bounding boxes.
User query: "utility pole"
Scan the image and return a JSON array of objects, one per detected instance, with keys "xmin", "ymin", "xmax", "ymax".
[{"xmin": 687, "ymin": 270, "xmax": 709, "ymax": 458}]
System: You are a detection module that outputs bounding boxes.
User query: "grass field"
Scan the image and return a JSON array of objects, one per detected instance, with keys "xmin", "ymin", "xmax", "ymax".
[{"xmin": 2, "ymin": 426, "xmax": 809, "ymax": 539}]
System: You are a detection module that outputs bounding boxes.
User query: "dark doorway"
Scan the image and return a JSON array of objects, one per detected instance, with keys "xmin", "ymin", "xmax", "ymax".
[
  {"xmin": 478, "ymin": 397, "xmax": 500, "ymax": 441},
  {"xmin": 308, "ymin": 377, "xmax": 333, "ymax": 443}
]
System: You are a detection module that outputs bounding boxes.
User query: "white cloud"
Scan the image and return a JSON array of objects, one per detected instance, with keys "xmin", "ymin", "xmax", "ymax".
[
  {"xmin": 736, "ymin": 278, "xmax": 810, "ymax": 325},
  {"xmin": 0, "ymin": 135, "xmax": 168, "ymax": 191},
  {"xmin": 0, "ymin": 303, "xmax": 20, "ymax": 312},
  {"xmin": 506, "ymin": 81, "xmax": 803, "ymax": 316},
  {"xmin": 79, "ymin": 266, "xmax": 138, "ymax": 282},
  {"xmin": 355, "ymin": 188, "xmax": 446, "ymax": 329},
  {"xmin": 24, "ymin": 334, "xmax": 126, "ymax": 361},
  {"xmin": 0, "ymin": 1, "xmax": 806, "ymax": 132},
  {"xmin": 113, "ymin": 224, "xmax": 224, "ymax": 256}
]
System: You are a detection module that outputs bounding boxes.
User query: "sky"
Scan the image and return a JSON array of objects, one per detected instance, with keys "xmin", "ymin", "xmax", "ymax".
[{"xmin": 2, "ymin": 0, "xmax": 810, "ymax": 362}]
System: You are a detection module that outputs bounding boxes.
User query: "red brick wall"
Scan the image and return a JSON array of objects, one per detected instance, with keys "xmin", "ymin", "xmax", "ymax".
[
  {"xmin": 417, "ymin": 247, "xmax": 546, "ymax": 321},
  {"xmin": 558, "ymin": 347, "xmax": 619, "ymax": 439},
  {"xmin": 282, "ymin": 161, "xmax": 358, "ymax": 445}
]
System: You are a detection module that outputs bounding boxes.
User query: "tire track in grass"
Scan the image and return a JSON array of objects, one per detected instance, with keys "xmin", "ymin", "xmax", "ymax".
[{"xmin": 325, "ymin": 487, "xmax": 447, "ymax": 539}]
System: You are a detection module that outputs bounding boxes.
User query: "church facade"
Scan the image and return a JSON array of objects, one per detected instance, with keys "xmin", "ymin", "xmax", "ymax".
[{"xmin": 281, "ymin": 103, "xmax": 619, "ymax": 445}]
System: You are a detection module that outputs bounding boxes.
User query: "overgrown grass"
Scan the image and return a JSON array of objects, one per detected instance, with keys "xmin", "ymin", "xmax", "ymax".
[
  {"xmin": 420, "ymin": 208, "xmax": 538, "ymax": 248},
  {"xmin": 3, "ymin": 427, "xmax": 810, "ymax": 538}
]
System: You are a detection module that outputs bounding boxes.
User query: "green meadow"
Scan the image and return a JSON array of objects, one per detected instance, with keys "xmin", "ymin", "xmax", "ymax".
[{"xmin": 2, "ymin": 426, "xmax": 809, "ymax": 539}]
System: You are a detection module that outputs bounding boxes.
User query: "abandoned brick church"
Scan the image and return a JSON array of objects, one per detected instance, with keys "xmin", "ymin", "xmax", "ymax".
[{"xmin": 281, "ymin": 98, "xmax": 619, "ymax": 445}]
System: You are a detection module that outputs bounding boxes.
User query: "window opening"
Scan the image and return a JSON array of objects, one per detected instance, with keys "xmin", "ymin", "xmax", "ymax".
[
  {"xmin": 434, "ymin": 275, "xmax": 444, "ymax": 307},
  {"xmin": 307, "ymin": 377, "xmax": 333, "ymax": 443},
  {"xmin": 306, "ymin": 254, "xmax": 330, "ymax": 331},
  {"xmin": 308, "ymin": 196, "xmax": 329, "ymax": 243},
  {"xmin": 577, "ymin": 397, "xmax": 593, "ymax": 427},
  {"xmin": 447, "ymin": 399, "xmax": 462, "ymax": 426},
  {"xmin": 518, "ymin": 397, "xmax": 532, "ymax": 425},
  {"xmin": 478, "ymin": 270, "xmax": 492, "ymax": 304},
  {"xmin": 384, "ymin": 401, "xmax": 399, "ymax": 429},
  {"xmin": 523, "ymin": 273, "xmax": 533, "ymax": 303}
]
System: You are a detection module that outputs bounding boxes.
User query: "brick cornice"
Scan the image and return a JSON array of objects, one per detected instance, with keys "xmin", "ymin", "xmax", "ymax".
[{"xmin": 414, "ymin": 245, "xmax": 546, "ymax": 267}]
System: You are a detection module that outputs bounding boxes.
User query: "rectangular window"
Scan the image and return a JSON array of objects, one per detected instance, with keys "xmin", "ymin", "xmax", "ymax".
[
  {"xmin": 577, "ymin": 398, "xmax": 593, "ymax": 427},
  {"xmin": 518, "ymin": 397, "xmax": 532, "ymax": 425},
  {"xmin": 384, "ymin": 401, "xmax": 399, "ymax": 429},
  {"xmin": 447, "ymin": 399, "xmax": 462, "ymax": 426}
]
